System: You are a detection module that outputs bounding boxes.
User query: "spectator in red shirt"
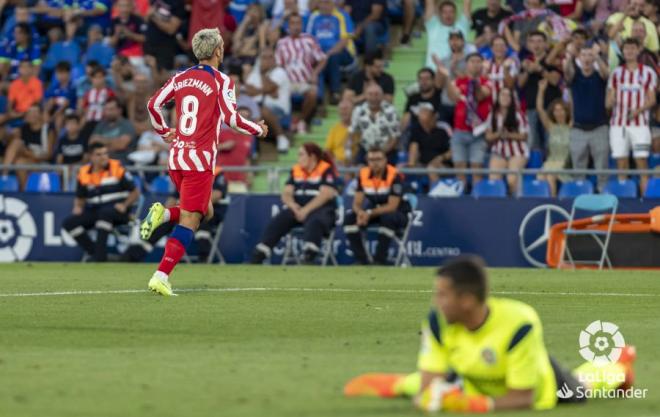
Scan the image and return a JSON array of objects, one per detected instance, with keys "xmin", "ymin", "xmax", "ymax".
[
  {"xmin": 79, "ymin": 67, "xmax": 116, "ymax": 123},
  {"xmin": 188, "ymin": 0, "xmax": 237, "ymax": 54},
  {"xmin": 437, "ymin": 52, "xmax": 492, "ymax": 186}
]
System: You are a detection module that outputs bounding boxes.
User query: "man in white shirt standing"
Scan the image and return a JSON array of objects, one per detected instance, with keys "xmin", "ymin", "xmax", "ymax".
[
  {"xmin": 246, "ymin": 48, "xmax": 293, "ymax": 153},
  {"xmin": 424, "ymin": 0, "xmax": 470, "ymax": 68}
]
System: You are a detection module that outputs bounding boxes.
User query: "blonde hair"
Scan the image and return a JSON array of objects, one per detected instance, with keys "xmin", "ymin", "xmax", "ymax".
[{"xmin": 191, "ymin": 28, "xmax": 223, "ymax": 61}]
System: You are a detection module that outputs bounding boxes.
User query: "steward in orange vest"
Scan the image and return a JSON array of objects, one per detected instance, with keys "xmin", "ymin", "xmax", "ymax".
[
  {"xmin": 252, "ymin": 143, "xmax": 338, "ymax": 264},
  {"xmin": 62, "ymin": 143, "xmax": 139, "ymax": 262},
  {"xmin": 344, "ymin": 147, "xmax": 409, "ymax": 265}
]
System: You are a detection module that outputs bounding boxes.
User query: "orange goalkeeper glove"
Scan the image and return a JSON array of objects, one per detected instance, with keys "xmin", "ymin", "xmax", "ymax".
[
  {"xmin": 441, "ymin": 388, "xmax": 494, "ymax": 413},
  {"xmin": 416, "ymin": 378, "xmax": 494, "ymax": 414}
]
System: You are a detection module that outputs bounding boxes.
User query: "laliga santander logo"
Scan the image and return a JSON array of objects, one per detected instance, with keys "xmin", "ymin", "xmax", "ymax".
[
  {"xmin": 0, "ymin": 195, "xmax": 36, "ymax": 262},
  {"xmin": 578, "ymin": 320, "xmax": 625, "ymax": 366}
]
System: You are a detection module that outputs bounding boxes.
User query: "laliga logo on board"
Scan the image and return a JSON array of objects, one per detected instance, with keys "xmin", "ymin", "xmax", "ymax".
[
  {"xmin": 579, "ymin": 320, "xmax": 625, "ymax": 366},
  {"xmin": 0, "ymin": 195, "xmax": 37, "ymax": 262}
]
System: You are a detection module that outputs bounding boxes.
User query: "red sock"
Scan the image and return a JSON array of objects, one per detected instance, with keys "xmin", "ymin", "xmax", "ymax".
[
  {"xmin": 167, "ymin": 206, "xmax": 181, "ymax": 223},
  {"xmin": 158, "ymin": 237, "xmax": 185, "ymax": 275}
]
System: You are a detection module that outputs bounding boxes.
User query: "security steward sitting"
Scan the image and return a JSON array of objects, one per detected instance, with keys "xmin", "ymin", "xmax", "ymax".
[
  {"xmin": 63, "ymin": 142, "xmax": 140, "ymax": 262},
  {"xmin": 122, "ymin": 171, "xmax": 230, "ymax": 262},
  {"xmin": 251, "ymin": 142, "xmax": 337, "ymax": 264},
  {"xmin": 344, "ymin": 147, "xmax": 409, "ymax": 265}
]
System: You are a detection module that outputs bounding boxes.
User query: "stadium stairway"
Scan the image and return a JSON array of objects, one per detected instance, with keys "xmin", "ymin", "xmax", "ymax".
[{"xmin": 250, "ymin": 31, "xmax": 428, "ymax": 192}]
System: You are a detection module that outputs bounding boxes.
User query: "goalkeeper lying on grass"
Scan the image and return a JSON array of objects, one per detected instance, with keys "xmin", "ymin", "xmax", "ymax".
[{"xmin": 344, "ymin": 256, "xmax": 636, "ymax": 413}]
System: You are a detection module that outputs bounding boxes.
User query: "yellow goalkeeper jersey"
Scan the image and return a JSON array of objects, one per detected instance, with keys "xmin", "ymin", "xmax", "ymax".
[{"xmin": 417, "ymin": 297, "xmax": 557, "ymax": 410}]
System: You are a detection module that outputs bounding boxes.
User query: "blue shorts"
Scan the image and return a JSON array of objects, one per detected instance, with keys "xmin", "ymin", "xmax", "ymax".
[{"xmin": 450, "ymin": 131, "xmax": 487, "ymax": 164}]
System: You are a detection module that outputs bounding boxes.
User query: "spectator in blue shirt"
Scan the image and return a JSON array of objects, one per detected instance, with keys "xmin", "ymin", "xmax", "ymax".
[
  {"xmin": 42, "ymin": 27, "xmax": 82, "ymax": 80},
  {"xmin": 344, "ymin": 0, "xmax": 387, "ymax": 55},
  {"xmin": 1, "ymin": 5, "xmax": 42, "ymax": 49},
  {"xmin": 84, "ymin": 24, "xmax": 115, "ymax": 68},
  {"xmin": 0, "ymin": 23, "xmax": 42, "ymax": 80},
  {"xmin": 45, "ymin": 61, "xmax": 78, "ymax": 131},
  {"xmin": 307, "ymin": 0, "xmax": 357, "ymax": 104}
]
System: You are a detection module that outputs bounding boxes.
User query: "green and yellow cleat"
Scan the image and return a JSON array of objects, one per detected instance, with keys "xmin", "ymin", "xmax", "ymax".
[
  {"xmin": 140, "ymin": 202, "xmax": 166, "ymax": 240},
  {"xmin": 148, "ymin": 276, "xmax": 175, "ymax": 296}
]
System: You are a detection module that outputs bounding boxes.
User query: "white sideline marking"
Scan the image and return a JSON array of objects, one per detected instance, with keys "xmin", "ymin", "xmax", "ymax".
[{"xmin": 0, "ymin": 287, "xmax": 658, "ymax": 298}]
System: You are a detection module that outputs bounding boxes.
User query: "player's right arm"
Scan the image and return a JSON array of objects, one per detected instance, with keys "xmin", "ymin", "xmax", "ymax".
[{"xmin": 147, "ymin": 76, "xmax": 176, "ymax": 139}]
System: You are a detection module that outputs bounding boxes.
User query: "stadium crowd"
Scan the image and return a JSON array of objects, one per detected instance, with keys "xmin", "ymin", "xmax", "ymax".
[{"xmin": 0, "ymin": 0, "xmax": 659, "ymax": 200}]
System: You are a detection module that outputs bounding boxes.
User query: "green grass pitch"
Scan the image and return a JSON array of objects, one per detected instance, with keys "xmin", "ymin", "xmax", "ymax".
[{"xmin": 0, "ymin": 264, "xmax": 659, "ymax": 417}]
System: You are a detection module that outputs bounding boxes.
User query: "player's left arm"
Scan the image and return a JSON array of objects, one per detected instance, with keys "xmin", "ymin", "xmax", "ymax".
[{"xmin": 218, "ymin": 77, "xmax": 266, "ymax": 137}]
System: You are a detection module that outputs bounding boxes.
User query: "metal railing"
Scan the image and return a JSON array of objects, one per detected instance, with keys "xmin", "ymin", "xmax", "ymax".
[{"xmin": 1, "ymin": 163, "xmax": 658, "ymax": 194}]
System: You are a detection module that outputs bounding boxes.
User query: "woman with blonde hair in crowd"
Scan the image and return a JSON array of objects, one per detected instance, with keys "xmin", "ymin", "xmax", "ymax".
[{"xmin": 536, "ymin": 79, "xmax": 572, "ymax": 197}]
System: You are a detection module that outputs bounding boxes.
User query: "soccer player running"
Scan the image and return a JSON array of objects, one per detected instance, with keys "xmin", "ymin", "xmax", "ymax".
[
  {"xmin": 143, "ymin": 28, "xmax": 267, "ymax": 296},
  {"xmin": 344, "ymin": 256, "xmax": 636, "ymax": 413}
]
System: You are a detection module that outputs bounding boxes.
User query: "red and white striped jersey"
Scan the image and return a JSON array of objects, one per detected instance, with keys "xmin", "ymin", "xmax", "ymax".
[
  {"xmin": 147, "ymin": 64, "xmax": 263, "ymax": 172},
  {"xmin": 275, "ymin": 34, "xmax": 326, "ymax": 84},
  {"xmin": 488, "ymin": 110, "xmax": 530, "ymax": 159},
  {"xmin": 484, "ymin": 58, "xmax": 518, "ymax": 103},
  {"xmin": 608, "ymin": 64, "xmax": 657, "ymax": 127},
  {"xmin": 83, "ymin": 87, "xmax": 115, "ymax": 122}
]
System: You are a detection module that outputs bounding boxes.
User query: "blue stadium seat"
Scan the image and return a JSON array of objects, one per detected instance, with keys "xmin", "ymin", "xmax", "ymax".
[
  {"xmin": 607, "ymin": 157, "xmax": 618, "ymax": 180},
  {"xmin": 25, "ymin": 172, "xmax": 61, "ymax": 193},
  {"xmin": 472, "ymin": 179, "xmax": 507, "ymax": 198},
  {"xmin": 644, "ymin": 178, "xmax": 660, "ymax": 198},
  {"xmin": 526, "ymin": 150, "xmax": 544, "ymax": 169},
  {"xmin": 0, "ymin": 175, "xmax": 19, "ymax": 192},
  {"xmin": 520, "ymin": 179, "xmax": 551, "ymax": 198},
  {"xmin": 603, "ymin": 179, "xmax": 638, "ymax": 198},
  {"xmin": 150, "ymin": 175, "xmax": 174, "ymax": 194},
  {"xmin": 649, "ymin": 153, "xmax": 660, "ymax": 169},
  {"xmin": 558, "ymin": 180, "xmax": 594, "ymax": 199},
  {"xmin": 524, "ymin": 150, "xmax": 544, "ymax": 179}
]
